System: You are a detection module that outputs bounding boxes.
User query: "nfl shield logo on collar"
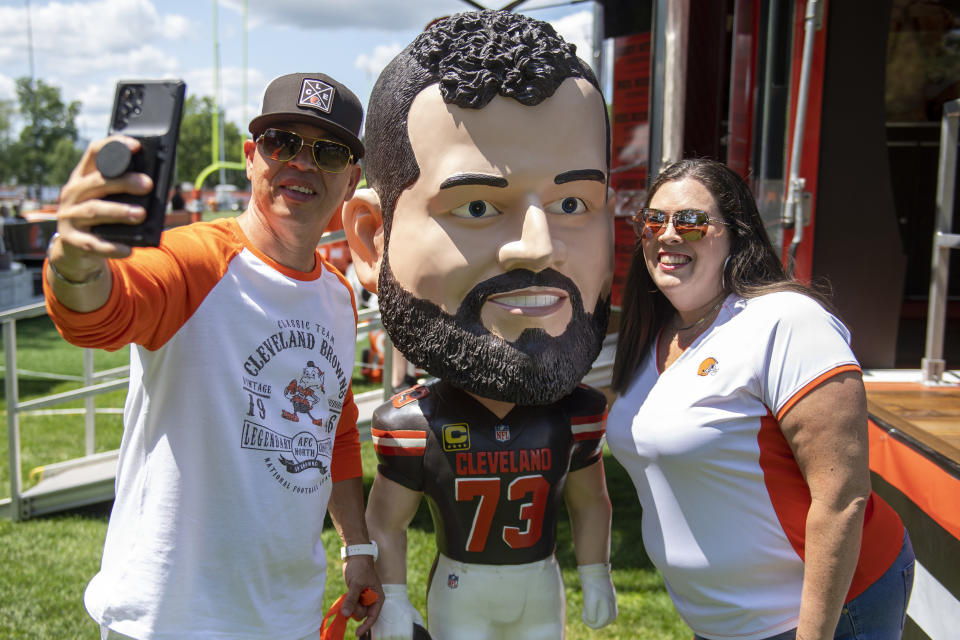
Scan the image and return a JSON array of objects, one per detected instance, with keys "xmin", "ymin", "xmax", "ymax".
[
  {"xmin": 299, "ymin": 78, "xmax": 334, "ymax": 113},
  {"xmin": 494, "ymin": 423, "xmax": 510, "ymax": 443}
]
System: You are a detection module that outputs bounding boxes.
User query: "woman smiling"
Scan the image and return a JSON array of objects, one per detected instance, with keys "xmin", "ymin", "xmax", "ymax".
[{"xmin": 606, "ymin": 158, "xmax": 914, "ymax": 640}]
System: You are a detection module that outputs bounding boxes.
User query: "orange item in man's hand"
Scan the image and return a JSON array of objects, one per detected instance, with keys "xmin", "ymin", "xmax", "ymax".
[{"xmin": 319, "ymin": 587, "xmax": 379, "ymax": 640}]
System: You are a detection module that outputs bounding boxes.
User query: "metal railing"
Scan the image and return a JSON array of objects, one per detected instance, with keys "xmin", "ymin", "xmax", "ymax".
[
  {"xmin": 922, "ymin": 99, "xmax": 960, "ymax": 384},
  {"xmin": 2, "ymin": 299, "xmax": 130, "ymax": 520}
]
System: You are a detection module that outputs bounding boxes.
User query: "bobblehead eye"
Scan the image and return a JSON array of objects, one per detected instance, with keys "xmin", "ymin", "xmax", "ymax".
[
  {"xmin": 545, "ymin": 196, "xmax": 587, "ymax": 215},
  {"xmin": 451, "ymin": 200, "xmax": 501, "ymax": 219}
]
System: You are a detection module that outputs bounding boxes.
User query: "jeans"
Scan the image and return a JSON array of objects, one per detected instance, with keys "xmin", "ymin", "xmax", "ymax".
[
  {"xmin": 694, "ymin": 530, "xmax": 915, "ymax": 640},
  {"xmin": 834, "ymin": 529, "xmax": 915, "ymax": 640}
]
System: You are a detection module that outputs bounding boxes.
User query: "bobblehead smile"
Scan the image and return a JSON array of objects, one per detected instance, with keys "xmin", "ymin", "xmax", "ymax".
[
  {"xmin": 486, "ymin": 288, "xmax": 566, "ymax": 315},
  {"xmin": 455, "ymin": 269, "xmax": 579, "ymax": 323}
]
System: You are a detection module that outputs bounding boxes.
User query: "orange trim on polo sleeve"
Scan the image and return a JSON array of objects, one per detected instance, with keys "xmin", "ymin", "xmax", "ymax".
[{"xmin": 776, "ymin": 364, "xmax": 862, "ymax": 421}]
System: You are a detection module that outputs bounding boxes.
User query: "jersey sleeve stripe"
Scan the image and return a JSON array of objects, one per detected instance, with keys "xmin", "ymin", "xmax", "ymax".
[
  {"xmin": 371, "ymin": 428, "xmax": 426, "ymax": 456},
  {"xmin": 572, "ymin": 423, "xmax": 605, "ymax": 441},
  {"xmin": 371, "ymin": 435, "xmax": 426, "ymax": 447},
  {"xmin": 370, "ymin": 428, "xmax": 427, "ymax": 439},
  {"xmin": 372, "ymin": 441, "xmax": 425, "ymax": 456},
  {"xmin": 776, "ymin": 364, "xmax": 862, "ymax": 422},
  {"xmin": 571, "ymin": 413, "xmax": 607, "ymax": 441}
]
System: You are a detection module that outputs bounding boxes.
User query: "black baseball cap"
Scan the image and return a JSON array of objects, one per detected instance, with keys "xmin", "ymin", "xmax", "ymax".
[{"xmin": 249, "ymin": 72, "xmax": 364, "ymax": 159}]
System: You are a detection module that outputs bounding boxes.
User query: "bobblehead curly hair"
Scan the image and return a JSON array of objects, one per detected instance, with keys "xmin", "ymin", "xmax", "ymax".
[
  {"xmin": 411, "ymin": 10, "xmax": 584, "ymax": 109},
  {"xmin": 363, "ymin": 9, "xmax": 604, "ymax": 238}
]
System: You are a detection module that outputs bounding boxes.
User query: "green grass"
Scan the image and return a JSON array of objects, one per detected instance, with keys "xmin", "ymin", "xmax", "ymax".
[{"xmin": 0, "ymin": 316, "xmax": 689, "ymax": 639}]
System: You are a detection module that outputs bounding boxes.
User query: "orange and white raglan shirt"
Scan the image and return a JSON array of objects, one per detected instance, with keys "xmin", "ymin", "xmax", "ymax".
[
  {"xmin": 606, "ymin": 292, "xmax": 904, "ymax": 640},
  {"xmin": 45, "ymin": 217, "xmax": 362, "ymax": 640}
]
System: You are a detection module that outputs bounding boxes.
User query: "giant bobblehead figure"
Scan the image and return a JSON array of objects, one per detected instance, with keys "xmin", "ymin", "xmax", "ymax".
[{"xmin": 343, "ymin": 11, "xmax": 617, "ymax": 639}]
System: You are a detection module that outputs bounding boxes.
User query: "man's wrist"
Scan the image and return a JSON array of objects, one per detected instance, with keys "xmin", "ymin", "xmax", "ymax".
[
  {"xmin": 340, "ymin": 540, "xmax": 378, "ymax": 562},
  {"xmin": 46, "ymin": 233, "xmax": 106, "ymax": 286}
]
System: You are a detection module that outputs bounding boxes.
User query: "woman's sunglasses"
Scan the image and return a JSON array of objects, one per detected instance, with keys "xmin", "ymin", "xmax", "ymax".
[
  {"xmin": 256, "ymin": 128, "xmax": 354, "ymax": 173},
  {"xmin": 631, "ymin": 208, "xmax": 725, "ymax": 242}
]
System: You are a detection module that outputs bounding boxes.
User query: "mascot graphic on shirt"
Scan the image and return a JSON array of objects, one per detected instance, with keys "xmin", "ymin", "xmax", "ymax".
[
  {"xmin": 343, "ymin": 10, "xmax": 618, "ymax": 639},
  {"xmin": 281, "ymin": 360, "xmax": 326, "ymax": 428}
]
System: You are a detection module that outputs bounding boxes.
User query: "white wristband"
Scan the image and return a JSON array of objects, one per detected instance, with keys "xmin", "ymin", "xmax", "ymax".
[{"xmin": 340, "ymin": 540, "xmax": 378, "ymax": 562}]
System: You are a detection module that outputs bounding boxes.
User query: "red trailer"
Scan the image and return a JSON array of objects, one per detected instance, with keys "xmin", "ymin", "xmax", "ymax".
[{"xmin": 599, "ymin": 2, "xmax": 960, "ymax": 637}]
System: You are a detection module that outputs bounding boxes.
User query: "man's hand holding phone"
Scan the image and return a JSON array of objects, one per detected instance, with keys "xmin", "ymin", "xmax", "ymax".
[
  {"xmin": 46, "ymin": 136, "xmax": 151, "ymax": 312},
  {"xmin": 92, "ymin": 79, "xmax": 185, "ymax": 246},
  {"xmin": 47, "ymin": 79, "xmax": 185, "ymax": 312}
]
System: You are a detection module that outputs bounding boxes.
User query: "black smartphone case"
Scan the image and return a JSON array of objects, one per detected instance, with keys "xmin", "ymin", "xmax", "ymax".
[{"xmin": 93, "ymin": 80, "xmax": 185, "ymax": 247}]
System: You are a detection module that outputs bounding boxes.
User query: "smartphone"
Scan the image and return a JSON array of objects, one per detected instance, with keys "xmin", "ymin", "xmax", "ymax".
[{"xmin": 92, "ymin": 79, "xmax": 186, "ymax": 247}]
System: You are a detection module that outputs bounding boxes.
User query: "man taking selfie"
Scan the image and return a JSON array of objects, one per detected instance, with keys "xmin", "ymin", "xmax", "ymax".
[{"xmin": 44, "ymin": 72, "xmax": 382, "ymax": 640}]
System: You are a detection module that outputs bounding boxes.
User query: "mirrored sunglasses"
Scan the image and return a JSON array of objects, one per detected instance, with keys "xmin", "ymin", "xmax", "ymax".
[
  {"xmin": 256, "ymin": 128, "xmax": 354, "ymax": 173},
  {"xmin": 631, "ymin": 208, "xmax": 725, "ymax": 242}
]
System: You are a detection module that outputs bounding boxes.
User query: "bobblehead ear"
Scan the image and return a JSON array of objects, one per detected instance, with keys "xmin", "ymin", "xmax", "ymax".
[{"xmin": 342, "ymin": 188, "xmax": 384, "ymax": 294}]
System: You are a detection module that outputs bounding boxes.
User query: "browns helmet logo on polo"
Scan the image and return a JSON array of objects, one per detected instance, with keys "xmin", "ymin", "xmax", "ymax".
[
  {"xmin": 698, "ymin": 357, "xmax": 719, "ymax": 376},
  {"xmin": 299, "ymin": 78, "xmax": 334, "ymax": 113}
]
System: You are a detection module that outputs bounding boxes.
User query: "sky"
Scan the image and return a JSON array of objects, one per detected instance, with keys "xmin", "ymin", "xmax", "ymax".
[{"xmin": 0, "ymin": 0, "xmax": 599, "ymax": 144}]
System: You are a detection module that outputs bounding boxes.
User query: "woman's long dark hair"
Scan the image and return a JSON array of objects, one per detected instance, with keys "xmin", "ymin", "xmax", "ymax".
[{"xmin": 610, "ymin": 158, "xmax": 834, "ymax": 393}]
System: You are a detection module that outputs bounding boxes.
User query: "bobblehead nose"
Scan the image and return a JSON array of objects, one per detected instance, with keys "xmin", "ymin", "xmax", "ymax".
[{"xmin": 497, "ymin": 205, "xmax": 565, "ymax": 272}]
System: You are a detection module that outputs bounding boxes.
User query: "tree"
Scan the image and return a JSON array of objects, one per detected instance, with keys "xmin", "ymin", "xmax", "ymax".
[
  {"xmin": 11, "ymin": 77, "xmax": 81, "ymax": 197},
  {"xmin": 48, "ymin": 136, "xmax": 83, "ymax": 187},
  {"xmin": 176, "ymin": 95, "xmax": 248, "ymax": 189},
  {"xmin": 0, "ymin": 99, "xmax": 15, "ymax": 185}
]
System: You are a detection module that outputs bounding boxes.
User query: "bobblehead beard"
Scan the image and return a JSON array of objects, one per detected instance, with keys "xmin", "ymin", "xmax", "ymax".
[{"xmin": 376, "ymin": 253, "xmax": 610, "ymax": 405}]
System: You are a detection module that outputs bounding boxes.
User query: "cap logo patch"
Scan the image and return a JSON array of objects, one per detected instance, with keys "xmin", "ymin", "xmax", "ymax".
[{"xmin": 299, "ymin": 78, "xmax": 334, "ymax": 113}]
